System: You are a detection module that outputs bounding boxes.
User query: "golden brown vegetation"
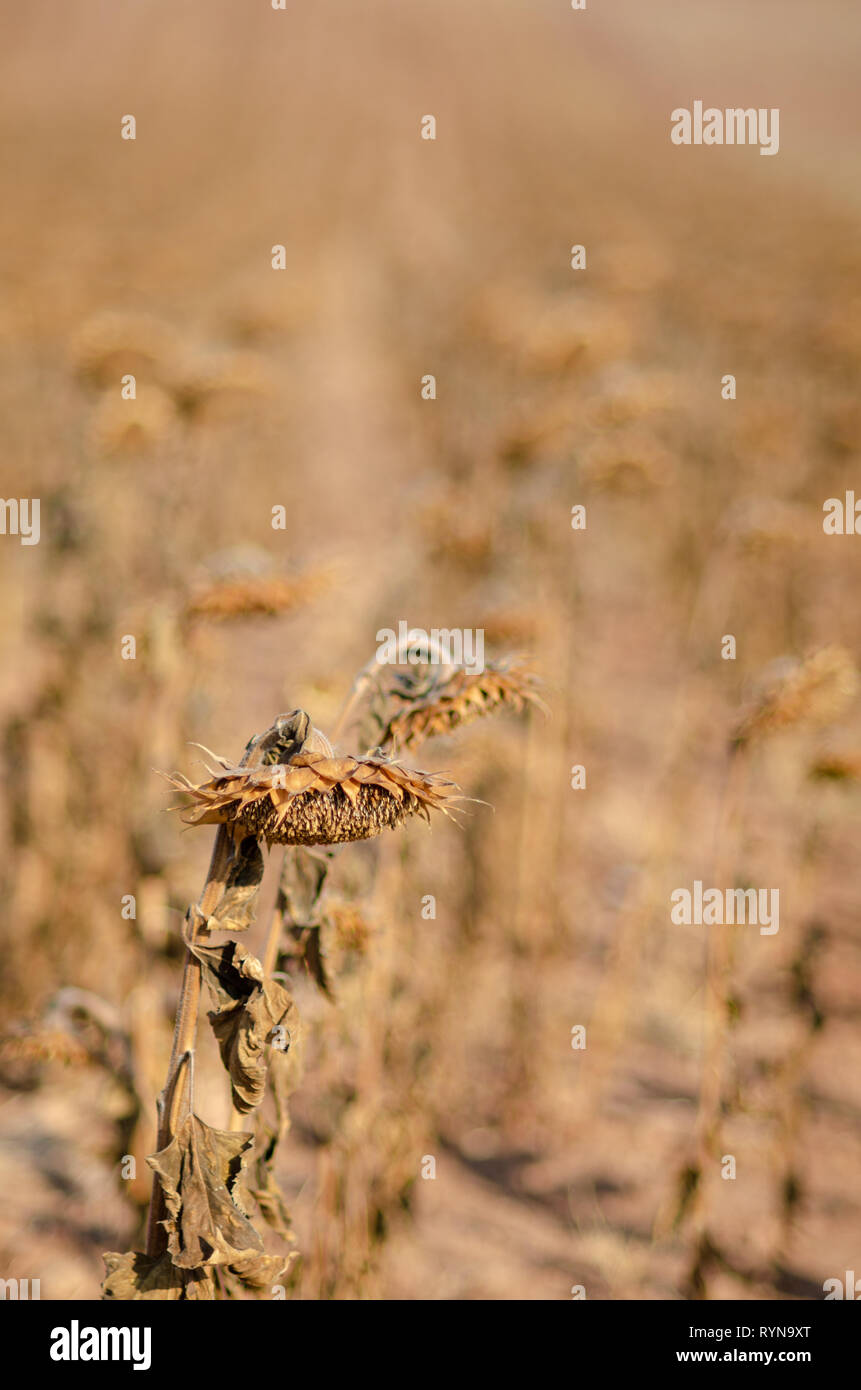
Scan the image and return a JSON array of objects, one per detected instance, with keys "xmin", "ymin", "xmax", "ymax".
[{"xmin": 1, "ymin": 0, "xmax": 861, "ymax": 1302}]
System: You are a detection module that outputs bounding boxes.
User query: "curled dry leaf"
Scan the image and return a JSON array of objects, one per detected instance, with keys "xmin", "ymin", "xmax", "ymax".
[
  {"xmin": 207, "ymin": 834, "xmax": 265, "ymax": 932},
  {"xmin": 267, "ymin": 1042, "xmax": 303, "ymax": 1137},
  {"xmin": 279, "ymin": 924, "xmax": 331, "ymax": 996},
  {"xmin": 146, "ymin": 1114, "xmax": 262, "ymax": 1269},
  {"xmin": 163, "ymin": 750, "xmax": 463, "ymax": 846},
  {"xmin": 242, "ymin": 1055, "xmax": 304, "ymax": 1256},
  {"xmin": 191, "ymin": 938, "xmax": 297, "ymax": 1114},
  {"xmin": 101, "ymin": 1251, "xmax": 215, "ymax": 1300},
  {"xmin": 223, "ymin": 1250, "xmax": 296, "ymax": 1295},
  {"xmin": 278, "ymin": 844, "xmax": 333, "ymax": 922},
  {"xmin": 246, "ymin": 1155, "xmax": 297, "ymax": 1246},
  {"xmin": 273, "ymin": 846, "xmax": 336, "ymax": 995}
]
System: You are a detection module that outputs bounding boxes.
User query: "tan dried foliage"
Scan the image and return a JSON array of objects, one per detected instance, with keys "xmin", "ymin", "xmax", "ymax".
[
  {"xmin": 71, "ymin": 310, "xmax": 179, "ymax": 387},
  {"xmin": 102, "ymin": 1251, "xmax": 216, "ymax": 1301},
  {"xmin": 586, "ymin": 369, "xmax": 676, "ymax": 427},
  {"xmin": 191, "ymin": 937, "xmax": 297, "ymax": 1115},
  {"xmin": 497, "ymin": 398, "xmax": 574, "ymax": 465},
  {"xmin": 733, "ymin": 647, "xmax": 859, "ymax": 748},
  {"xmin": 470, "ymin": 285, "xmax": 630, "ymax": 373},
  {"xmin": 206, "ymin": 834, "xmax": 264, "ymax": 933},
  {"xmin": 809, "ymin": 750, "xmax": 861, "ymax": 782},
  {"xmin": 480, "ymin": 610, "xmax": 543, "ymax": 649},
  {"xmin": 420, "ymin": 500, "xmax": 496, "ymax": 573},
  {"xmin": 222, "ymin": 1250, "xmax": 294, "ymax": 1294},
  {"xmin": 184, "ymin": 571, "xmax": 328, "ymax": 623},
  {"xmin": 327, "ymin": 901, "xmax": 372, "ymax": 955},
  {"xmin": 146, "ymin": 1115, "xmax": 261, "ymax": 1269},
  {"xmin": 723, "ymin": 498, "xmax": 810, "ymax": 555},
  {"xmin": 579, "ymin": 430, "xmax": 673, "ymax": 493},
  {"xmin": 246, "ymin": 1159, "xmax": 297, "ymax": 1247},
  {"xmin": 164, "ymin": 751, "xmax": 462, "ymax": 846},
  {"xmin": 172, "ymin": 350, "xmax": 274, "ymax": 418},
  {"xmin": 110, "ymin": 678, "xmax": 518, "ymax": 1298},
  {"xmin": 89, "ymin": 386, "xmax": 178, "ymax": 454},
  {"xmin": 0, "ymin": 1028, "xmax": 91, "ymax": 1068},
  {"xmin": 271, "ymin": 845, "xmax": 335, "ymax": 994}
]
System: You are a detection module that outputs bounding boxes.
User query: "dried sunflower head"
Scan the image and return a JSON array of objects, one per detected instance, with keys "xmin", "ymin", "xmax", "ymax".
[
  {"xmin": 171, "ymin": 349, "xmax": 274, "ymax": 421},
  {"xmin": 0, "ymin": 1028, "xmax": 90, "ymax": 1068},
  {"xmin": 183, "ymin": 571, "xmax": 327, "ymax": 623},
  {"xmin": 380, "ymin": 660, "xmax": 547, "ymax": 752},
  {"xmin": 732, "ymin": 646, "xmax": 859, "ymax": 749},
  {"xmin": 90, "ymin": 385, "xmax": 178, "ymax": 454},
  {"xmin": 70, "ymin": 310, "xmax": 179, "ymax": 388},
  {"xmin": 164, "ymin": 749, "xmax": 462, "ymax": 847}
]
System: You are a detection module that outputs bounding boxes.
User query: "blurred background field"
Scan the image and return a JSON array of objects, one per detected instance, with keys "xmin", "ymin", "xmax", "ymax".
[{"xmin": 1, "ymin": 0, "xmax": 861, "ymax": 1299}]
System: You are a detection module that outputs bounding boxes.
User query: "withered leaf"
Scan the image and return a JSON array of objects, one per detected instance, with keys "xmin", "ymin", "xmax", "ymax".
[
  {"xmin": 146, "ymin": 1114, "xmax": 262, "ymax": 1269},
  {"xmin": 192, "ymin": 939, "xmax": 296, "ymax": 1113},
  {"xmin": 279, "ymin": 923, "xmax": 332, "ymax": 997},
  {"xmin": 208, "ymin": 834, "xmax": 264, "ymax": 932},
  {"xmin": 237, "ymin": 1046, "xmax": 303, "ymax": 1236},
  {"xmin": 101, "ymin": 1250, "xmax": 216, "ymax": 1300},
  {"xmin": 227, "ymin": 1250, "xmax": 295, "ymax": 1293},
  {"xmin": 266, "ymin": 1027, "xmax": 303, "ymax": 1136},
  {"xmin": 278, "ymin": 845, "xmax": 333, "ymax": 922},
  {"xmin": 273, "ymin": 847, "xmax": 335, "ymax": 994},
  {"xmin": 247, "ymin": 1138, "xmax": 297, "ymax": 1244},
  {"xmin": 192, "ymin": 937, "xmax": 265, "ymax": 1006}
]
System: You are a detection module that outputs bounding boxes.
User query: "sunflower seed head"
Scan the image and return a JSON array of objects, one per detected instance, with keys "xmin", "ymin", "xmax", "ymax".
[
  {"xmin": 380, "ymin": 660, "xmax": 547, "ymax": 752},
  {"xmin": 164, "ymin": 749, "xmax": 462, "ymax": 847}
]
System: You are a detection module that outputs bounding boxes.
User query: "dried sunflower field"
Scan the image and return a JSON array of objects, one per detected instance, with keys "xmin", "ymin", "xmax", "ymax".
[{"xmin": 1, "ymin": 0, "xmax": 861, "ymax": 1310}]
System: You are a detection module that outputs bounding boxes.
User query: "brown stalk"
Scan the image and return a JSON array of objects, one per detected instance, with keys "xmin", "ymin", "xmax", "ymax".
[
  {"xmin": 145, "ymin": 827, "xmax": 231, "ymax": 1255},
  {"xmin": 145, "ymin": 719, "xmax": 292, "ymax": 1256}
]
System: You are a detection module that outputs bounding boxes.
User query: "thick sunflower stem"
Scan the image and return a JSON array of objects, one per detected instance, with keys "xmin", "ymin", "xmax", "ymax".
[
  {"xmin": 146, "ymin": 715, "xmax": 298, "ymax": 1258},
  {"xmin": 145, "ymin": 823, "xmax": 234, "ymax": 1258}
]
